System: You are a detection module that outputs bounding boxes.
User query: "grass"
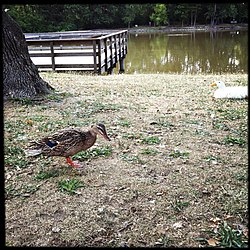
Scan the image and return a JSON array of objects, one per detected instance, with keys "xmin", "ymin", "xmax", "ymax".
[
  {"xmin": 58, "ymin": 179, "xmax": 85, "ymax": 195},
  {"xmin": 72, "ymin": 146, "xmax": 112, "ymax": 161},
  {"xmin": 4, "ymin": 72, "xmax": 248, "ymax": 247},
  {"xmin": 141, "ymin": 136, "xmax": 161, "ymax": 145},
  {"xmin": 168, "ymin": 149, "xmax": 190, "ymax": 158},
  {"xmin": 171, "ymin": 199, "xmax": 190, "ymax": 212},
  {"xmin": 34, "ymin": 169, "xmax": 60, "ymax": 180},
  {"xmin": 201, "ymin": 221, "xmax": 248, "ymax": 248},
  {"xmin": 224, "ymin": 136, "xmax": 246, "ymax": 146},
  {"xmin": 140, "ymin": 148, "xmax": 160, "ymax": 155},
  {"xmin": 119, "ymin": 153, "xmax": 144, "ymax": 164}
]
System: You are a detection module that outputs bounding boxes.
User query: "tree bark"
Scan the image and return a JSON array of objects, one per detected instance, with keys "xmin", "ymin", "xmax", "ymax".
[{"xmin": 2, "ymin": 10, "xmax": 54, "ymax": 100}]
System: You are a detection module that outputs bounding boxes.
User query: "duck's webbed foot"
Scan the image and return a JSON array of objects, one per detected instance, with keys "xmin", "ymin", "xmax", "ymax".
[{"xmin": 66, "ymin": 157, "xmax": 83, "ymax": 168}]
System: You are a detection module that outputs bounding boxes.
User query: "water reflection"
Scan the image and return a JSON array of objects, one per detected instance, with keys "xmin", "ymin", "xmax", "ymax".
[{"xmin": 124, "ymin": 31, "xmax": 248, "ymax": 74}]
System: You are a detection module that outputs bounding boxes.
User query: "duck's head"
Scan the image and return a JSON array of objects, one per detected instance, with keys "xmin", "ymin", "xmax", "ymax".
[
  {"xmin": 91, "ymin": 123, "xmax": 111, "ymax": 141},
  {"xmin": 210, "ymin": 81, "xmax": 226, "ymax": 88}
]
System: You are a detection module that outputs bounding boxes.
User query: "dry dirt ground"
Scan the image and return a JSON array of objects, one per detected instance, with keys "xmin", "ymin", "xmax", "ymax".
[{"xmin": 4, "ymin": 73, "xmax": 248, "ymax": 247}]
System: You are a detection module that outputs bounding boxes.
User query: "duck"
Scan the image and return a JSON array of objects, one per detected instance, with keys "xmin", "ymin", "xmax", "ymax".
[
  {"xmin": 210, "ymin": 81, "xmax": 248, "ymax": 99},
  {"xmin": 25, "ymin": 123, "xmax": 111, "ymax": 168}
]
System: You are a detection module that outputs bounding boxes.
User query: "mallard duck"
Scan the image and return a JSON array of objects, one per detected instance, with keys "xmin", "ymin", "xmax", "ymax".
[
  {"xmin": 26, "ymin": 124, "xmax": 111, "ymax": 168},
  {"xmin": 210, "ymin": 81, "xmax": 248, "ymax": 99}
]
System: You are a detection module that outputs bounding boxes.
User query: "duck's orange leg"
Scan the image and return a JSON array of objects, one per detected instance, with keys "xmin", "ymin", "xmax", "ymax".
[{"xmin": 66, "ymin": 157, "xmax": 82, "ymax": 168}]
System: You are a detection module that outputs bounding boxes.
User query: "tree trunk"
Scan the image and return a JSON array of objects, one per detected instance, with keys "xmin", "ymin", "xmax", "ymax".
[
  {"xmin": 210, "ymin": 3, "xmax": 217, "ymax": 27},
  {"xmin": 2, "ymin": 10, "xmax": 54, "ymax": 100},
  {"xmin": 193, "ymin": 8, "xmax": 197, "ymax": 27}
]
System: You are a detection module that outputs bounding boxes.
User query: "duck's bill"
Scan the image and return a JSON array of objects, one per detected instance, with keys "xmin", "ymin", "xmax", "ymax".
[
  {"xmin": 103, "ymin": 133, "xmax": 111, "ymax": 141},
  {"xmin": 210, "ymin": 82, "xmax": 217, "ymax": 87}
]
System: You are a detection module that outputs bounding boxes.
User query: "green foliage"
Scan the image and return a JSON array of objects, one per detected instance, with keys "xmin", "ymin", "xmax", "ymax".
[
  {"xmin": 5, "ymin": 183, "xmax": 40, "ymax": 199},
  {"xmin": 140, "ymin": 148, "xmax": 160, "ymax": 155},
  {"xmin": 217, "ymin": 222, "xmax": 248, "ymax": 247},
  {"xmin": 72, "ymin": 146, "xmax": 112, "ymax": 161},
  {"xmin": 5, "ymin": 145, "xmax": 29, "ymax": 169},
  {"xmin": 169, "ymin": 149, "xmax": 190, "ymax": 159},
  {"xmin": 224, "ymin": 136, "xmax": 246, "ymax": 146},
  {"xmin": 171, "ymin": 199, "xmax": 190, "ymax": 212},
  {"xmin": 120, "ymin": 153, "xmax": 144, "ymax": 164},
  {"xmin": 141, "ymin": 136, "xmax": 161, "ymax": 145},
  {"xmin": 35, "ymin": 169, "xmax": 60, "ymax": 180},
  {"xmin": 150, "ymin": 4, "xmax": 168, "ymax": 26},
  {"xmin": 58, "ymin": 179, "xmax": 84, "ymax": 195},
  {"xmin": 4, "ymin": 3, "xmax": 248, "ymax": 32}
]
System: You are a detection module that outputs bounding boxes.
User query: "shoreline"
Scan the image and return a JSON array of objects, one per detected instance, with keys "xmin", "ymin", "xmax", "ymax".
[{"xmin": 128, "ymin": 23, "xmax": 248, "ymax": 33}]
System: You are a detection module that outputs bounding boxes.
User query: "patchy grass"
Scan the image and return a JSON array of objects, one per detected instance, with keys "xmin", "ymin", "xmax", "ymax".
[
  {"xmin": 4, "ymin": 73, "xmax": 248, "ymax": 247},
  {"xmin": 58, "ymin": 179, "xmax": 85, "ymax": 195}
]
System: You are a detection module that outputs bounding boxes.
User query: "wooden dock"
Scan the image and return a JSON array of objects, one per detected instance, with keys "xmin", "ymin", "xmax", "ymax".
[{"xmin": 25, "ymin": 29, "xmax": 128, "ymax": 74}]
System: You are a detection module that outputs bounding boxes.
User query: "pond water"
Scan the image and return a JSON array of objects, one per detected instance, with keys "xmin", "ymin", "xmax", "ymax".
[{"xmin": 123, "ymin": 30, "xmax": 248, "ymax": 74}]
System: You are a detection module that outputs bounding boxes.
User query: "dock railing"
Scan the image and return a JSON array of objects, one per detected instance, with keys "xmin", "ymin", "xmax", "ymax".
[{"xmin": 25, "ymin": 30, "xmax": 128, "ymax": 74}]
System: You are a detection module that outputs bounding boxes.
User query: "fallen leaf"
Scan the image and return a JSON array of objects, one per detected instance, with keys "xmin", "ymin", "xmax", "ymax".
[
  {"xmin": 243, "ymin": 228, "xmax": 248, "ymax": 237},
  {"xmin": 207, "ymin": 238, "xmax": 219, "ymax": 246},
  {"xmin": 210, "ymin": 217, "xmax": 221, "ymax": 223},
  {"xmin": 172, "ymin": 222, "xmax": 183, "ymax": 229},
  {"xmin": 225, "ymin": 215, "xmax": 234, "ymax": 220},
  {"xmin": 52, "ymin": 227, "xmax": 60, "ymax": 233}
]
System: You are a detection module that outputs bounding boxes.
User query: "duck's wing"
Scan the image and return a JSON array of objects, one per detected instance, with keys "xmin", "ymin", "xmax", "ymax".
[
  {"xmin": 214, "ymin": 86, "xmax": 248, "ymax": 99},
  {"xmin": 31, "ymin": 128, "xmax": 87, "ymax": 156},
  {"xmin": 47, "ymin": 128, "xmax": 86, "ymax": 144}
]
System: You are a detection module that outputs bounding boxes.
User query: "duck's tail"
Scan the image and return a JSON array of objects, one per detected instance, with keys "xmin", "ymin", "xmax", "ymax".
[{"xmin": 25, "ymin": 148, "xmax": 42, "ymax": 157}]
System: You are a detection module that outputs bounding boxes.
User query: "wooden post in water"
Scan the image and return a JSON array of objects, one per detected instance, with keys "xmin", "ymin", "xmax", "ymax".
[
  {"xmin": 119, "ymin": 58, "xmax": 125, "ymax": 73},
  {"xmin": 118, "ymin": 33, "xmax": 124, "ymax": 73}
]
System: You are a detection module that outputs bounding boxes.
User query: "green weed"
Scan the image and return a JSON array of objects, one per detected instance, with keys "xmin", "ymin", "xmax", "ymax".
[
  {"xmin": 58, "ymin": 179, "xmax": 85, "ymax": 195},
  {"xmin": 216, "ymin": 108, "xmax": 246, "ymax": 121},
  {"xmin": 116, "ymin": 118, "xmax": 131, "ymax": 127},
  {"xmin": 141, "ymin": 136, "xmax": 161, "ymax": 145},
  {"xmin": 217, "ymin": 221, "xmax": 248, "ymax": 248},
  {"xmin": 171, "ymin": 199, "xmax": 190, "ymax": 212},
  {"xmin": 5, "ymin": 183, "xmax": 40, "ymax": 199},
  {"xmin": 140, "ymin": 148, "xmax": 160, "ymax": 155},
  {"xmin": 12, "ymin": 97, "xmax": 33, "ymax": 105},
  {"xmin": 213, "ymin": 121, "xmax": 230, "ymax": 131},
  {"xmin": 204, "ymin": 155, "xmax": 222, "ymax": 163},
  {"xmin": 122, "ymin": 133, "xmax": 143, "ymax": 140},
  {"xmin": 72, "ymin": 146, "xmax": 112, "ymax": 161},
  {"xmin": 34, "ymin": 169, "xmax": 60, "ymax": 180},
  {"xmin": 168, "ymin": 149, "xmax": 190, "ymax": 159},
  {"xmin": 120, "ymin": 153, "xmax": 144, "ymax": 164},
  {"xmin": 224, "ymin": 136, "xmax": 246, "ymax": 146},
  {"xmin": 234, "ymin": 173, "xmax": 247, "ymax": 182},
  {"xmin": 5, "ymin": 145, "xmax": 29, "ymax": 168}
]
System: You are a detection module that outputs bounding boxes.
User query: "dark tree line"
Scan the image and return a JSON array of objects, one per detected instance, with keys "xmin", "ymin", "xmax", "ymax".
[{"xmin": 4, "ymin": 3, "xmax": 248, "ymax": 33}]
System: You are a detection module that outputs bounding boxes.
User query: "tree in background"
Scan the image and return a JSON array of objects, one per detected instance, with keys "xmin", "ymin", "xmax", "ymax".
[
  {"xmin": 150, "ymin": 4, "xmax": 168, "ymax": 26},
  {"xmin": 2, "ymin": 10, "xmax": 53, "ymax": 99},
  {"xmin": 122, "ymin": 4, "xmax": 139, "ymax": 28},
  {"xmin": 4, "ymin": 3, "xmax": 248, "ymax": 32},
  {"xmin": 173, "ymin": 4, "xmax": 190, "ymax": 26}
]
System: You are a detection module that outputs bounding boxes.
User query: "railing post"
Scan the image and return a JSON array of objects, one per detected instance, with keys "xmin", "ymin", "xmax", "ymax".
[
  {"xmin": 93, "ymin": 40, "xmax": 97, "ymax": 73},
  {"xmin": 118, "ymin": 33, "xmax": 122, "ymax": 64},
  {"xmin": 104, "ymin": 38, "xmax": 108, "ymax": 72},
  {"xmin": 50, "ymin": 42, "xmax": 55, "ymax": 71},
  {"xmin": 97, "ymin": 39, "xmax": 102, "ymax": 74},
  {"xmin": 114, "ymin": 34, "xmax": 118, "ymax": 65},
  {"xmin": 109, "ymin": 36, "xmax": 113, "ymax": 74}
]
